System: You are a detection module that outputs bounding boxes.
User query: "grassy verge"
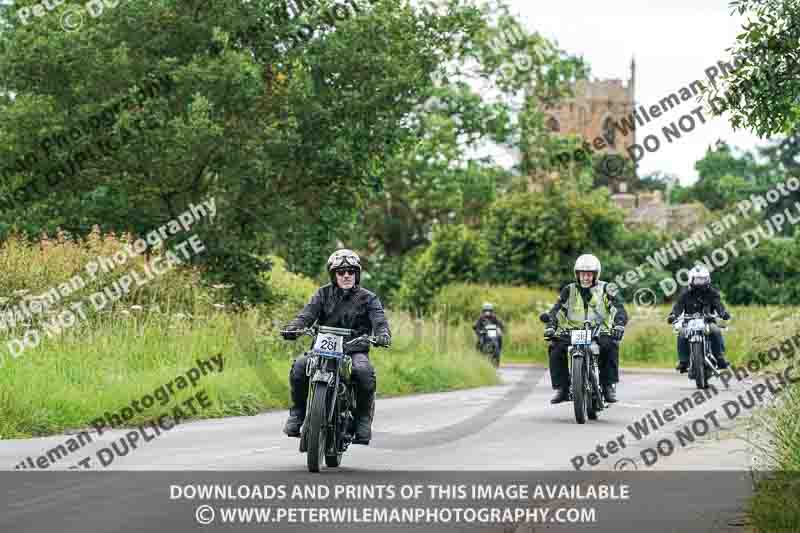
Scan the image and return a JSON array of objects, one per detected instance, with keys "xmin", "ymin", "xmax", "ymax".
[
  {"xmin": 746, "ymin": 381, "xmax": 800, "ymax": 531},
  {"xmin": 0, "ymin": 309, "xmax": 499, "ymax": 439}
]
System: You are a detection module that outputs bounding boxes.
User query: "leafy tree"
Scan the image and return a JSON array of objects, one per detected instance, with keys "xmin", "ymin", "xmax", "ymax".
[
  {"xmin": 706, "ymin": 0, "xmax": 800, "ymax": 136},
  {"xmin": 352, "ymin": 1, "xmax": 589, "ymax": 258},
  {"xmin": 482, "ymin": 183, "xmax": 623, "ymax": 287},
  {"xmin": 396, "ymin": 223, "xmax": 487, "ymax": 313},
  {"xmin": 0, "ymin": 0, "xmax": 488, "ymax": 300}
]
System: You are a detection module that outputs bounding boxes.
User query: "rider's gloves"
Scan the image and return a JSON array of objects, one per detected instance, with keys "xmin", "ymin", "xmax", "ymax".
[
  {"xmin": 666, "ymin": 314, "xmax": 676, "ymax": 325},
  {"xmin": 544, "ymin": 327, "xmax": 556, "ymax": 339},
  {"xmin": 720, "ymin": 312, "xmax": 731, "ymax": 321},
  {"xmin": 612, "ymin": 325, "xmax": 625, "ymax": 341},
  {"xmin": 281, "ymin": 329, "xmax": 301, "ymax": 340},
  {"xmin": 375, "ymin": 333, "xmax": 392, "ymax": 347}
]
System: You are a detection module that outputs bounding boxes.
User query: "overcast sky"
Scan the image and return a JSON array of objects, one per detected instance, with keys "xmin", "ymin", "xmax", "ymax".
[{"xmin": 499, "ymin": 0, "xmax": 770, "ymax": 184}]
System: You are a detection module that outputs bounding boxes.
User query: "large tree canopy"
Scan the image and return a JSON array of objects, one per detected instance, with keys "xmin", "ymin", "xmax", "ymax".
[{"xmin": 0, "ymin": 0, "xmax": 493, "ymax": 297}]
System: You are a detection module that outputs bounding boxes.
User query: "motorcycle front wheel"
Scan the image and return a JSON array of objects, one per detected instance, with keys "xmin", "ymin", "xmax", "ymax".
[
  {"xmin": 572, "ymin": 355, "xmax": 588, "ymax": 424},
  {"xmin": 690, "ymin": 343, "xmax": 707, "ymax": 390},
  {"xmin": 306, "ymin": 382, "xmax": 328, "ymax": 473}
]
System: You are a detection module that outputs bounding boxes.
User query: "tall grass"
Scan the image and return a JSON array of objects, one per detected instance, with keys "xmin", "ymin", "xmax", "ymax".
[
  {"xmin": 746, "ymin": 377, "xmax": 800, "ymax": 531},
  {"xmin": 0, "ymin": 232, "xmax": 499, "ymax": 439}
]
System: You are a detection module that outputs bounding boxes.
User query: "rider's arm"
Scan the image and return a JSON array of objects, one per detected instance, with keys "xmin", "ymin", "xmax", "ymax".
[
  {"xmin": 709, "ymin": 288, "xmax": 729, "ymax": 317},
  {"xmin": 495, "ymin": 317, "xmax": 506, "ymax": 331},
  {"xmin": 473, "ymin": 318, "xmax": 482, "ymax": 332},
  {"xmin": 282, "ymin": 287, "xmax": 324, "ymax": 331},
  {"xmin": 669, "ymin": 289, "xmax": 687, "ymax": 318},
  {"xmin": 367, "ymin": 293, "xmax": 392, "ymax": 338},
  {"xmin": 605, "ymin": 284, "xmax": 628, "ymax": 326},
  {"xmin": 545, "ymin": 286, "xmax": 570, "ymax": 325}
]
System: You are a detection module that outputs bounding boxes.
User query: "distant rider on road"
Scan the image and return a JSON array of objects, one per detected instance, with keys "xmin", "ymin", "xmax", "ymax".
[{"xmin": 473, "ymin": 302, "xmax": 505, "ymax": 354}]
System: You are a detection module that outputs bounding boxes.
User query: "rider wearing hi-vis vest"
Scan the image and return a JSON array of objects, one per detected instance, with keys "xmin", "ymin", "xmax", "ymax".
[
  {"xmin": 561, "ymin": 282, "xmax": 617, "ymax": 332},
  {"xmin": 542, "ymin": 254, "xmax": 628, "ymax": 405}
]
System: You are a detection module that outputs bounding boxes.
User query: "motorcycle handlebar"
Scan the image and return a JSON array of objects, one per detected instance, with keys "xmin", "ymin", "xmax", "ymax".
[{"xmin": 280, "ymin": 328, "xmax": 389, "ymax": 348}]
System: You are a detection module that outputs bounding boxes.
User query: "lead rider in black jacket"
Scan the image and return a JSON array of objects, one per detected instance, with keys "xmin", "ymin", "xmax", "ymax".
[{"xmin": 280, "ymin": 249, "xmax": 391, "ymax": 445}]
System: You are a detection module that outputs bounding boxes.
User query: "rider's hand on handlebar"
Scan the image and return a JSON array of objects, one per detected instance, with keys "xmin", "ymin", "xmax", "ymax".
[
  {"xmin": 544, "ymin": 327, "xmax": 556, "ymax": 340},
  {"xmin": 375, "ymin": 333, "xmax": 391, "ymax": 347},
  {"xmin": 720, "ymin": 312, "xmax": 731, "ymax": 321},
  {"xmin": 666, "ymin": 314, "xmax": 676, "ymax": 325},
  {"xmin": 280, "ymin": 329, "xmax": 302, "ymax": 340},
  {"xmin": 612, "ymin": 325, "xmax": 625, "ymax": 341}
]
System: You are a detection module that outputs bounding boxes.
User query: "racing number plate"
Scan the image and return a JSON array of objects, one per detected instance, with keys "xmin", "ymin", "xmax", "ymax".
[
  {"xmin": 313, "ymin": 333, "xmax": 344, "ymax": 357},
  {"xmin": 687, "ymin": 318, "xmax": 705, "ymax": 330},
  {"xmin": 571, "ymin": 330, "xmax": 591, "ymax": 345},
  {"xmin": 487, "ymin": 329, "xmax": 498, "ymax": 338}
]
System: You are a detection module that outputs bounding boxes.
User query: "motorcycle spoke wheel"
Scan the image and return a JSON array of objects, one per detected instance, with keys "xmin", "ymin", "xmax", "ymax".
[
  {"xmin": 306, "ymin": 383, "xmax": 328, "ymax": 473},
  {"xmin": 691, "ymin": 344, "xmax": 706, "ymax": 390},
  {"xmin": 572, "ymin": 358, "xmax": 587, "ymax": 424}
]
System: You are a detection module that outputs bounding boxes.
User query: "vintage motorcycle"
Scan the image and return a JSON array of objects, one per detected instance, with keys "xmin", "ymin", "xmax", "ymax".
[
  {"xmin": 541, "ymin": 314, "xmax": 605, "ymax": 424},
  {"xmin": 282, "ymin": 325, "xmax": 383, "ymax": 473},
  {"xmin": 673, "ymin": 311, "xmax": 728, "ymax": 390},
  {"xmin": 478, "ymin": 323, "xmax": 501, "ymax": 367}
]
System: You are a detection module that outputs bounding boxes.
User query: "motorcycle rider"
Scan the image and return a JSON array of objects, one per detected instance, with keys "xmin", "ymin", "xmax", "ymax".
[
  {"xmin": 541, "ymin": 254, "xmax": 628, "ymax": 404},
  {"xmin": 667, "ymin": 265, "xmax": 731, "ymax": 373},
  {"xmin": 473, "ymin": 303, "xmax": 505, "ymax": 354},
  {"xmin": 280, "ymin": 249, "xmax": 391, "ymax": 445}
]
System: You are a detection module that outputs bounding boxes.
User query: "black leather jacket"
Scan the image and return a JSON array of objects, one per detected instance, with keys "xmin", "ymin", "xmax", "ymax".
[
  {"xmin": 283, "ymin": 284, "xmax": 391, "ymax": 353},
  {"xmin": 473, "ymin": 315, "xmax": 505, "ymax": 335},
  {"xmin": 669, "ymin": 286, "xmax": 729, "ymax": 318}
]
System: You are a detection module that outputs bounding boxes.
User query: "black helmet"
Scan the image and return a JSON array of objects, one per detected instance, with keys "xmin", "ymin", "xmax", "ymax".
[{"xmin": 327, "ymin": 249, "xmax": 361, "ymax": 288}]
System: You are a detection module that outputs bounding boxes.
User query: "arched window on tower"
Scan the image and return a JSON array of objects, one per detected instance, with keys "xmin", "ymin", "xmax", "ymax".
[
  {"xmin": 546, "ymin": 116, "xmax": 560, "ymax": 133},
  {"xmin": 602, "ymin": 117, "xmax": 616, "ymax": 148}
]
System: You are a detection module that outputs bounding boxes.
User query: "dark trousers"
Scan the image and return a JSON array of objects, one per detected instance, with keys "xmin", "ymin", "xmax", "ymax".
[
  {"xmin": 548, "ymin": 334, "xmax": 619, "ymax": 389},
  {"xmin": 289, "ymin": 352, "xmax": 376, "ymax": 418},
  {"xmin": 677, "ymin": 325, "xmax": 725, "ymax": 363}
]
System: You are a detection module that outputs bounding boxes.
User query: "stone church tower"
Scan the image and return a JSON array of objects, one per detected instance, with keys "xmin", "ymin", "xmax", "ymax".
[{"xmin": 542, "ymin": 58, "xmax": 636, "ymax": 158}]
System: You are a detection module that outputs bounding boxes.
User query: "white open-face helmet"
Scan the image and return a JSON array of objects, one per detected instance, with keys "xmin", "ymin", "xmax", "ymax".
[
  {"xmin": 327, "ymin": 249, "xmax": 361, "ymax": 287},
  {"xmin": 574, "ymin": 254, "xmax": 601, "ymax": 284},
  {"xmin": 688, "ymin": 265, "xmax": 710, "ymax": 289}
]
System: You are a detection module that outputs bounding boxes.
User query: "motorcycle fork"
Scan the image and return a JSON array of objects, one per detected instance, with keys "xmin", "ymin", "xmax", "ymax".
[
  {"xmin": 703, "ymin": 335, "xmax": 720, "ymax": 376},
  {"xmin": 569, "ymin": 349, "xmax": 588, "ymax": 399}
]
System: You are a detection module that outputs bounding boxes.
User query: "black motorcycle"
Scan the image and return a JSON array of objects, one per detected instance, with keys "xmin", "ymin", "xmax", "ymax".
[
  {"xmin": 478, "ymin": 323, "xmax": 501, "ymax": 367},
  {"xmin": 282, "ymin": 325, "xmax": 383, "ymax": 473},
  {"xmin": 673, "ymin": 311, "xmax": 728, "ymax": 390},
  {"xmin": 541, "ymin": 314, "xmax": 605, "ymax": 424}
]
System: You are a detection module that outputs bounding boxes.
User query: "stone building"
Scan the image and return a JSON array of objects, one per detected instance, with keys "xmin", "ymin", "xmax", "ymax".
[
  {"xmin": 527, "ymin": 59, "xmax": 707, "ymax": 233},
  {"xmin": 541, "ymin": 59, "xmax": 637, "ymax": 162}
]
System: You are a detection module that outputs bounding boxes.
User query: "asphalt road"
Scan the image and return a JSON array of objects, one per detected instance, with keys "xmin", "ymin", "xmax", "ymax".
[{"xmin": 1, "ymin": 366, "xmax": 767, "ymax": 532}]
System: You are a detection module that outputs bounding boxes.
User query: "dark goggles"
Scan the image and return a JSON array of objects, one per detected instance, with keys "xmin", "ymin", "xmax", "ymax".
[{"xmin": 335, "ymin": 268, "xmax": 359, "ymax": 276}]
